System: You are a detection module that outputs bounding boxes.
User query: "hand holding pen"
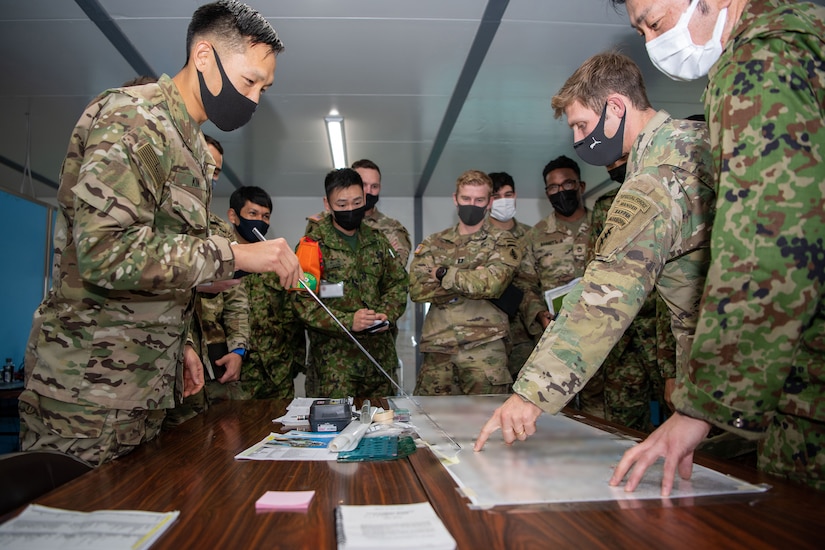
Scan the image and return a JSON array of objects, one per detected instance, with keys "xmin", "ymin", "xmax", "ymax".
[{"xmin": 230, "ymin": 228, "xmax": 303, "ymax": 288}]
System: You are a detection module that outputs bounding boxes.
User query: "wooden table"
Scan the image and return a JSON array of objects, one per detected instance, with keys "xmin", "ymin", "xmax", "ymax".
[{"xmin": 8, "ymin": 399, "xmax": 825, "ymax": 549}]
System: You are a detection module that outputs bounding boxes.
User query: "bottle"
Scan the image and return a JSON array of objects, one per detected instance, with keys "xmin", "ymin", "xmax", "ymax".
[{"xmin": 2, "ymin": 358, "xmax": 12, "ymax": 384}]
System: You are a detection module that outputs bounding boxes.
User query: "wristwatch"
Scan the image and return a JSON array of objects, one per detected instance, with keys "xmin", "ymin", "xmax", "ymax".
[{"xmin": 435, "ymin": 266, "xmax": 448, "ymax": 281}]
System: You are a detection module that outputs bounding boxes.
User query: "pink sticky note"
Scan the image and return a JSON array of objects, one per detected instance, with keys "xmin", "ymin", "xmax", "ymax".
[{"xmin": 255, "ymin": 490, "xmax": 316, "ymax": 512}]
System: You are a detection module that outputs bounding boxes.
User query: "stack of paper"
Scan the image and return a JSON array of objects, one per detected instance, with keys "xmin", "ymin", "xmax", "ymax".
[
  {"xmin": 255, "ymin": 491, "xmax": 315, "ymax": 512},
  {"xmin": 336, "ymin": 502, "xmax": 455, "ymax": 550},
  {"xmin": 0, "ymin": 504, "xmax": 179, "ymax": 549}
]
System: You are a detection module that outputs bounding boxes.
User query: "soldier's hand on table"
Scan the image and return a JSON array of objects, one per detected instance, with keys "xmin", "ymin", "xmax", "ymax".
[
  {"xmin": 216, "ymin": 352, "xmax": 242, "ymax": 383},
  {"xmin": 473, "ymin": 393, "xmax": 543, "ymax": 451},
  {"xmin": 197, "ymin": 279, "xmax": 240, "ymax": 294},
  {"xmin": 232, "ymin": 239, "xmax": 302, "ymax": 288},
  {"xmin": 182, "ymin": 345, "xmax": 205, "ymax": 398},
  {"xmin": 609, "ymin": 412, "xmax": 711, "ymax": 496}
]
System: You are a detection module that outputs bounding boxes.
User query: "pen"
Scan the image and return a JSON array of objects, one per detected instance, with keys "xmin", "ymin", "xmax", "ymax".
[{"xmin": 252, "ymin": 227, "xmax": 267, "ymax": 242}]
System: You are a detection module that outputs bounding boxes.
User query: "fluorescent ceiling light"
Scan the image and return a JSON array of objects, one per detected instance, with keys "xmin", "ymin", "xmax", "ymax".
[{"xmin": 324, "ymin": 115, "xmax": 347, "ymax": 169}]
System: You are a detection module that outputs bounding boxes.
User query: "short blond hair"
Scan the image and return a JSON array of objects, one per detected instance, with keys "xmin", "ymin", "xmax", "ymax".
[
  {"xmin": 551, "ymin": 51, "xmax": 652, "ymax": 119},
  {"xmin": 455, "ymin": 170, "xmax": 492, "ymax": 195}
]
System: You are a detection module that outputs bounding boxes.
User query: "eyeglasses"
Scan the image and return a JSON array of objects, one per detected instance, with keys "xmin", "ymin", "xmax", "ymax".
[{"xmin": 545, "ymin": 179, "xmax": 579, "ymax": 194}]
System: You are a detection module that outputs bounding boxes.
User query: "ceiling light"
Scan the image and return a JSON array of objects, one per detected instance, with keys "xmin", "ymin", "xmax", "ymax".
[{"xmin": 324, "ymin": 115, "xmax": 347, "ymax": 169}]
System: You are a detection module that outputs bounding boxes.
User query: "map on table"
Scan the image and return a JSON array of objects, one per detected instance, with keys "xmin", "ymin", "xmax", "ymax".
[{"xmin": 389, "ymin": 395, "xmax": 768, "ymax": 508}]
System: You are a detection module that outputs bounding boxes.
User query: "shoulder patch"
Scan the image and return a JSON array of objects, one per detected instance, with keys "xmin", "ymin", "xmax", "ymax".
[{"xmin": 414, "ymin": 243, "xmax": 424, "ymax": 255}]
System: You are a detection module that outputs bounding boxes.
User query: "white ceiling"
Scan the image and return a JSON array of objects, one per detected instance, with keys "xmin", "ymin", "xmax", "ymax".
[{"xmin": 2, "ymin": 0, "xmax": 817, "ymax": 202}]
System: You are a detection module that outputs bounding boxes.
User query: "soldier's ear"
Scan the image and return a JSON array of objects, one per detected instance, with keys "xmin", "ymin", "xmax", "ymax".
[{"xmin": 227, "ymin": 208, "xmax": 239, "ymax": 225}]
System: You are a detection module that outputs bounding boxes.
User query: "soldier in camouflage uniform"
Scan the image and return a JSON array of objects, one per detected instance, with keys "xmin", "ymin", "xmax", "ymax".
[
  {"xmin": 306, "ymin": 159, "xmax": 411, "ymax": 268},
  {"xmin": 487, "ymin": 172, "xmax": 542, "ymax": 379},
  {"xmin": 164, "ymin": 136, "xmax": 250, "ymax": 428},
  {"xmin": 229, "ymin": 186, "xmax": 306, "ymax": 399},
  {"xmin": 587, "ymin": 162, "xmax": 677, "ymax": 432},
  {"xmin": 294, "ymin": 169, "xmax": 408, "ymax": 398},
  {"xmin": 410, "ymin": 170, "xmax": 522, "ymax": 395},
  {"xmin": 611, "ymin": 0, "xmax": 825, "ymax": 493},
  {"xmin": 475, "ymin": 53, "xmax": 716, "ymax": 459},
  {"xmin": 18, "ymin": 1, "xmax": 302, "ymax": 466},
  {"xmin": 519, "ymin": 156, "xmax": 605, "ymax": 417}
]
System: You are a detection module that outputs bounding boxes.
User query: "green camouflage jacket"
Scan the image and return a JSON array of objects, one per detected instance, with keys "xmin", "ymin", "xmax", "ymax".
[
  {"xmin": 25, "ymin": 74, "xmax": 234, "ymax": 409},
  {"xmin": 293, "ymin": 216, "xmax": 408, "ymax": 388},
  {"xmin": 243, "ymin": 271, "xmax": 305, "ymax": 399},
  {"xmin": 410, "ymin": 219, "xmax": 521, "ymax": 353},
  {"xmin": 514, "ymin": 111, "xmax": 716, "ymax": 413},
  {"xmin": 674, "ymin": 0, "xmax": 825, "ymax": 437}
]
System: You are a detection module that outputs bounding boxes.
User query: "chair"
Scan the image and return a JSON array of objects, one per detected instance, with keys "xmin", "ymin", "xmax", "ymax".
[{"xmin": 0, "ymin": 450, "xmax": 93, "ymax": 516}]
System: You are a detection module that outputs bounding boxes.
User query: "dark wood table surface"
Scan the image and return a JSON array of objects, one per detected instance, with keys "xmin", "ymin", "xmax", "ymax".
[{"xmin": 7, "ymin": 399, "xmax": 825, "ymax": 549}]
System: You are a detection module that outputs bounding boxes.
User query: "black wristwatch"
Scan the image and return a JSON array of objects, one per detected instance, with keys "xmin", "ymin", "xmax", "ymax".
[{"xmin": 435, "ymin": 266, "xmax": 448, "ymax": 281}]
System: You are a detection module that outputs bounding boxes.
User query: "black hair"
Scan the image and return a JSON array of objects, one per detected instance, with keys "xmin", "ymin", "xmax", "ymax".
[
  {"xmin": 488, "ymin": 172, "xmax": 515, "ymax": 194},
  {"xmin": 542, "ymin": 155, "xmax": 581, "ymax": 182},
  {"xmin": 324, "ymin": 168, "xmax": 363, "ymax": 200},
  {"xmin": 204, "ymin": 134, "xmax": 224, "ymax": 155},
  {"xmin": 186, "ymin": 0, "xmax": 284, "ymax": 63},
  {"xmin": 230, "ymin": 185, "xmax": 272, "ymax": 214}
]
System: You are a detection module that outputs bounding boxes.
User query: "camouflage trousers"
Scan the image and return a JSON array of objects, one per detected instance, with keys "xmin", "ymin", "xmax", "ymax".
[
  {"xmin": 759, "ymin": 413, "xmax": 825, "ymax": 492},
  {"xmin": 18, "ymin": 389, "xmax": 165, "ymax": 467},
  {"xmin": 305, "ymin": 356, "xmax": 396, "ymax": 399},
  {"xmin": 415, "ymin": 339, "xmax": 512, "ymax": 395},
  {"xmin": 163, "ymin": 379, "xmax": 250, "ymax": 430}
]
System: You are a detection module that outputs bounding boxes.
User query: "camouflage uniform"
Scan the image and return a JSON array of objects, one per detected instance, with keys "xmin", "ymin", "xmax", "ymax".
[
  {"xmin": 587, "ymin": 189, "xmax": 677, "ymax": 432},
  {"xmin": 306, "ymin": 209, "xmax": 411, "ymax": 267},
  {"xmin": 410, "ymin": 220, "xmax": 521, "ymax": 395},
  {"xmin": 514, "ymin": 112, "xmax": 716, "ymax": 422},
  {"xmin": 164, "ymin": 214, "xmax": 250, "ymax": 428},
  {"xmin": 519, "ymin": 209, "xmax": 606, "ymax": 416},
  {"xmin": 671, "ymin": 0, "xmax": 825, "ymax": 491},
  {"xmin": 294, "ymin": 216, "xmax": 408, "ymax": 398},
  {"xmin": 243, "ymin": 271, "xmax": 305, "ymax": 399},
  {"xmin": 502, "ymin": 219, "xmax": 541, "ymax": 379},
  {"xmin": 19, "ymin": 75, "xmax": 234, "ymax": 466}
]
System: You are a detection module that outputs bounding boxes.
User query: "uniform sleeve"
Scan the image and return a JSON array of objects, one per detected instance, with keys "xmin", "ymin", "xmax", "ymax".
[
  {"xmin": 376, "ymin": 235, "xmax": 409, "ymax": 323},
  {"xmin": 392, "ymin": 223, "xmax": 413, "ymax": 267},
  {"xmin": 673, "ymin": 36, "xmax": 825, "ymax": 437},
  {"xmin": 72, "ymin": 120, "xmax": 234, "ymax": 291},
  {"xmin": 514, "ymin": 232, "xmax": 547, "ymax": 336},
  {"xmin": 409, "ymin": 236, "xmax": 454, "ymax": 303},
  {"xmin": 513, "ymin": 177, "xmax": 673, "ymax": 414},
  {"xmin": 440, "ymin": 232, "xmax": 521, "ymax": 300},
  {"xmin": 220, "ymin": 280, "xmax": 249, "ymax": 351}
]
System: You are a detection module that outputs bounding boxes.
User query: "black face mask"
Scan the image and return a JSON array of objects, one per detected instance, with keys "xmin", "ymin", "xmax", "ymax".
[
  {"xmin": 457, "ymin": 204, "xmax": 487, "ymax": 226},
  {"xmin": 549, "ymin": 189, "xmax": 580, "ymax": 217},
  {"xmin": 608, "ymin": 162, "xmax": 627, "ymax": 184},
  {"xmin": 332, "ymin": 205, "xmax": 366, "ymax": 231},
  {"xmin": 198, "ymin": 48, "xmax": 258, "ymax": 131},
  {"xmin": 573, "ymin": 103, "xmax": 626, "ymax": 167},
  {"xmin": 233, "ymin": 213, "xmax": 269, "ymax": 242},
  {"xmin": 365, "ymin": 193, "xmax": 379, "ymax": 211}
]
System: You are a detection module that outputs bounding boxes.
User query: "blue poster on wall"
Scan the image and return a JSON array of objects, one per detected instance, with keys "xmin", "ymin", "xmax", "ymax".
[{"xmin": 0, "ymin": 189, "xmax": 54, "ymax": 369}]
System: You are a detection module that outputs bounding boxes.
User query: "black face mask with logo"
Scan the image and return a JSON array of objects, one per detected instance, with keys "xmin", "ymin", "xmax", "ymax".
[
  {"xmin": 332, "ymin": 206, "xmax": 367, "ymax": 231},
  {"xmin": 198, "ymin": 48, "xmax": 258, "ymax": 131},
  {"xmin": 573, "ymin": 103, "xmax": 626, "ymax": 167}
]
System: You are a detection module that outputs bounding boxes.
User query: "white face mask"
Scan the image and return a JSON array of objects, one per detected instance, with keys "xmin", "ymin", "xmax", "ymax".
[
  {"xmin": 646, "ymin": 0, "xmax": 728, "ymax": 81},
  {"xmin": 490, "ymin": 197, "xmax": 516, "ymax": 222}
]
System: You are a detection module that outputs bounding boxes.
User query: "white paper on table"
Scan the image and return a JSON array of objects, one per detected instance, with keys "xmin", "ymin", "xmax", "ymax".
[
  {"xmin": 235, "ymin": 431, "xmax": 338, "ymax": 461},
  {"xmin": 0, "ymin": 504, "xmax": 179, "ymax": 550},
  {"xmin": 336, "ymin": 502, "xmax": 456, "ymax": 550}
]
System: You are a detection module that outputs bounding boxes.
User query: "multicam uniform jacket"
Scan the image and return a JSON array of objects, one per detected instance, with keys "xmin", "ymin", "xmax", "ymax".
[
  {"xmin": 514, "ymin": 111, "xmax": 716, "ymax": 414},
  {"xmin": 24, "ymin": 74, "xmax": 234, "ymax": 410}
]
